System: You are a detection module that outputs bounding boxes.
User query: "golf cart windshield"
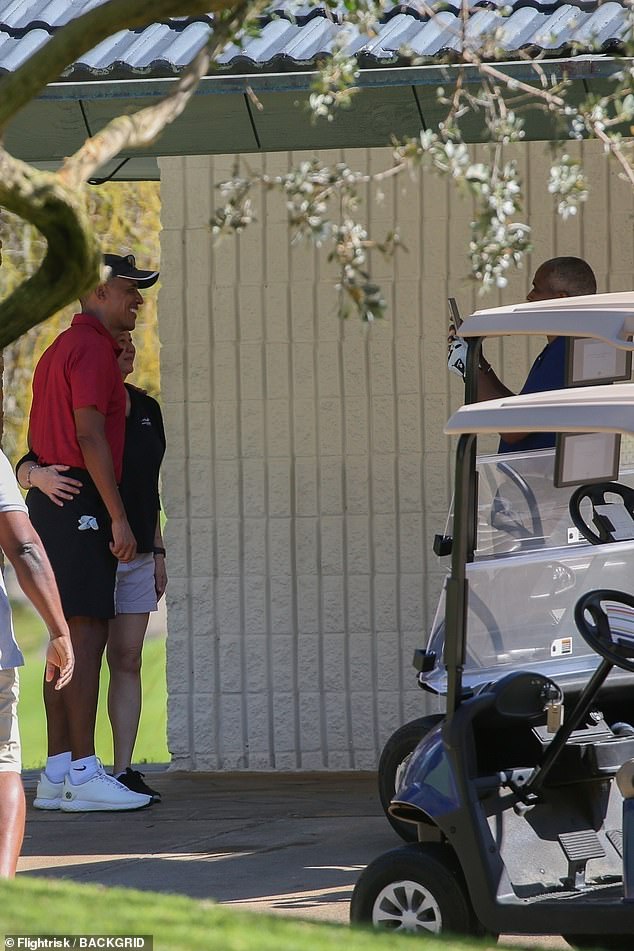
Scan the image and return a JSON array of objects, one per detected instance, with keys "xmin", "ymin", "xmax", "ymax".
[{"xmin": 423, "ymin": 446, "xmax": 634, "ymax": 695}]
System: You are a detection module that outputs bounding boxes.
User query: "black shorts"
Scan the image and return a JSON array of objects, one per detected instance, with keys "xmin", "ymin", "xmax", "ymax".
[{"xmin": 27, "ymin": 469, "xmax": 117, "ymax": 620}]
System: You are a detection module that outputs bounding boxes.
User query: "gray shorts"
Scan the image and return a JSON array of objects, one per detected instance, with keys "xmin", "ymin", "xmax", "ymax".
[
  {"xmin": 115, "ymin": 553, "xmax": 157, "ymax": 614},
  {"xmin": 0, "ymin": 668, "xmax": 21, "ymax": 773}
]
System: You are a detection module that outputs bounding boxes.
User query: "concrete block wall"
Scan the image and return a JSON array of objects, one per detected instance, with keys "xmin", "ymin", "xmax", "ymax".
[{"xmin": 158, "ymin": 139, "xmax": 634, "ymax": 770}]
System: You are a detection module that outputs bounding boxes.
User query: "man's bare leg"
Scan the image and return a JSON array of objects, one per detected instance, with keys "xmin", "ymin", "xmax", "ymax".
[
  {"xmin": 0, "ymin": 772, "xmax": 25, "ymax": 877},
  {"xmin": 44, "ymin": 616, "xmax": 108, "ymax": 758}
]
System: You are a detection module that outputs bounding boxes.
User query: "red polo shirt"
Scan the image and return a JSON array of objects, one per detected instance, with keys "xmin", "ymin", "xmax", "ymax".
[{"xmin": 29, "ymin": 313, "xmax": 126, "ymax": 482}]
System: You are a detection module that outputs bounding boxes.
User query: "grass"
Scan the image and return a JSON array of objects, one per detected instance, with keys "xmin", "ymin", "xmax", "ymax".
[
  {"xmin": 1, "ymin": 877, "xmax": 499, "ymax": 951},
  {"xmin": 13, "ymin": 602, "xmax": 169, "ymax": 769}
]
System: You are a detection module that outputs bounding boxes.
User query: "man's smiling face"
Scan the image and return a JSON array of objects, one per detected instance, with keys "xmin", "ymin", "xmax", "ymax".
[{"xmin": 104, "ymin": 276, "xmax": 143, "ymax": 333}]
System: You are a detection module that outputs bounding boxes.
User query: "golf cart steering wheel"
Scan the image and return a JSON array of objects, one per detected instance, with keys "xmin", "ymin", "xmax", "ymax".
[
  {"xmin": 574, "ymin": 589, "xmax": 634, "ymax": 674},
  {"xmin": 491, "ymin": 461, "xmax": 544, "ymax": 548},
  {"xmin": 569, "ymin": 482, "xmax": 634, "ymax": 546}
]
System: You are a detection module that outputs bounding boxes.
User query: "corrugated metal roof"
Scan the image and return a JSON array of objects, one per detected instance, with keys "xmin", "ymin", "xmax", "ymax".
[{"xmin": 0, "ymin": 0, "xmax": 631, "ymax": 78}]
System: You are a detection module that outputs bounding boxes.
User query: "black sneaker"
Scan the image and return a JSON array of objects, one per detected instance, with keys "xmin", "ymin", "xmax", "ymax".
[{"xmin": 115, "ymin": 768, "xmax": 161, "ymax": 802}]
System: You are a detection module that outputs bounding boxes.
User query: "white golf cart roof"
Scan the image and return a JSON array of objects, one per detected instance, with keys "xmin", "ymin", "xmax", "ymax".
[
  {"xmin": 460, "ymin": 291, "xmax": 634, "ymax": 348},
  {"xmin": 445, "ymin": 382, "xmax": 634, "ymax": 436}
]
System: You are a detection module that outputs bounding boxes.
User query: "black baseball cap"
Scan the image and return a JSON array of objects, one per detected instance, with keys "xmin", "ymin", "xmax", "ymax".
[{"xmin": 103, "ymin": 253, "xmax": 159, "ymax": 289}]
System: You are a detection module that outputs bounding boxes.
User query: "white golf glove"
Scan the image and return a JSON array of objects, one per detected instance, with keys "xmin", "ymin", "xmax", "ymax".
[{"xmin": 447, "ymin": 335, "xmax": 468, "ymax": 381}]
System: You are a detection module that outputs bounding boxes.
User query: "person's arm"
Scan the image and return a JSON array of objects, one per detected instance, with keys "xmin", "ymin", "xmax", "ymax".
[
  {"xmin": 16, "ymin": 456, "xmax": 83, "ymax": 506},
  {"xmin": 477, "ymin": 362, "xmax": 534, "ymax": 444},
  {"xmin": 448, "ymin": 324, "xmax": 515, "ymax": 402},
  {"xmin": 476, "ymin": 360, "xmax": 514, "ymax": 401},
  {"xmin": 153, "ymin": 513, "xmax": 167, "ymax": 600},
  {"xmin": 74, "ymin": 406, "xmax": 136, "ymax": 563},
  {"xmin": 474, "ymin": 359, "xmax": 537, "ymax": 443},
  {"xmin": 0, "ymin": 510, "xmax": 73, "ymax": 689},
  {"xmin": 449, "ymin": 323, "xmax": 541, "ymax": 446}
]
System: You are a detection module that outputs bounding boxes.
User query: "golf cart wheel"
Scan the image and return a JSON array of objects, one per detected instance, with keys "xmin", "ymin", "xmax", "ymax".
[
  {"xmin": 350, "ymin": 842, "xmax": 477, "ymax": 936},
  {"xmin": 378, "ymin": 716, "xmax": 441, "ymax": 842},
  {"xmin": 564, "ymin": 936, "xmax": 631, "ymax": 950}
]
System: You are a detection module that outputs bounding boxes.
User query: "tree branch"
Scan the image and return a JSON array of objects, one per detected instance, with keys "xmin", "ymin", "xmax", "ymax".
[
  {"xmin": 0, "ymin": 150, "xmax": 101, "ymax": 347},
  {"xmin": 591, "ymin": 123, "xmax": 634, "ymax": 189},
  {"xmin": 475, "ymin": 60, "xmax": 567, "ymax": 110}
]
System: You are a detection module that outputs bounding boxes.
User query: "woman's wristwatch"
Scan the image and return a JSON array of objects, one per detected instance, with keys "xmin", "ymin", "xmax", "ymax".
[{"xmin": 153, "ymin": 546, "xmax": 166, "ymax": 557}]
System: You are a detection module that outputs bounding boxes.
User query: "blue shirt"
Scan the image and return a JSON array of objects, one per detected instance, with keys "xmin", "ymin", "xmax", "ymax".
[{"xmin": 498, "ymin": 337, "xmax": 566, "ymax": 454}]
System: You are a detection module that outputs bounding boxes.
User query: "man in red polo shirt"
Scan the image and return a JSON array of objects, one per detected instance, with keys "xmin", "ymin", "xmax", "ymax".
[{"xmin": 25, "ymin": 253, "xmax": 158, "ymax": 812}]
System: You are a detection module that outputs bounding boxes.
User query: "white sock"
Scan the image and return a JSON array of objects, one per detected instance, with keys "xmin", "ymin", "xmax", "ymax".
[
  {"xmin": 45, "ymin": 751, "xmax": 71, "ymax": 783},
  {"xmin": 70, "ymin": 754, "xmax": 99, "ymax": 785}
]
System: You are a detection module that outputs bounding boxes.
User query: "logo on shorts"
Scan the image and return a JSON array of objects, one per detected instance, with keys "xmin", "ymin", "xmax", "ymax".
[
  {"xmin": 141, "ymin": 416, "xmax": 152, "ymax": 427},
  {"xmin": 78, "ymin": 515, "xmax": 99, "ymax": 532}
]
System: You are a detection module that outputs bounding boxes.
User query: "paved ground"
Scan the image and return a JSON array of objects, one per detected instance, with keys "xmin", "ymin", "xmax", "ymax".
[{"xmin": 19, "ymin": 769, "xmax": 566, "ymax": 947}]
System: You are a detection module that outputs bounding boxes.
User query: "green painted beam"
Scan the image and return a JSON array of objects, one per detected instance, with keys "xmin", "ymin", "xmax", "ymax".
[
  {"xmin": 3, "ymin": 58, "xmax": 626, "ymax": 180},
  {"xmin": 253, "ymin": 86, "xmax": 423, "ymax": 151},
  {"xmin": 4, "ymin": 98, "xmax": 88, "ymax": 162},
  {"xmin": 82, "ymin": 91, "xmax": 258, "ymax": 157}
]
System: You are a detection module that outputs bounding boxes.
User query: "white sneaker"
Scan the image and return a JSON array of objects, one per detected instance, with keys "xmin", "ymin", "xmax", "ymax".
[
  {"xmin": 60, "ymin": 764, "xmax": 151, "ymax": 812},
  {"xmin": 33, "ymin": 772, "xmax": 64, "ymax": 810}
]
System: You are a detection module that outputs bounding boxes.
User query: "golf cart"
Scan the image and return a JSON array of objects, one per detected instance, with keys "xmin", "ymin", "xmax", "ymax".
[
  {"xmin": 378, "ymin": 292, "xmax": 634, "ymax": 843},
  {"xmin": 353, "ymin": 293, "xmax": 634, "ymax": 944}
]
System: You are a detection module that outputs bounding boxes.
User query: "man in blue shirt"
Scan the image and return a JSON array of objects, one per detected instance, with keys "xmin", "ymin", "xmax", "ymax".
[{"xmin": 475, "ymin": 257, "xmax": 597, "ymax": 453}]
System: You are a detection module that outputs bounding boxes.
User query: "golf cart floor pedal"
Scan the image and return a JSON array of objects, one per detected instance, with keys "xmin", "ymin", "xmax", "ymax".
[
  {"xmin": 558, "ymin": 830, "xmax": 606, "ymax": 888},
  {"xmin": 607, "ymin": 829, "xmax": 623, "ymax": 857}
]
